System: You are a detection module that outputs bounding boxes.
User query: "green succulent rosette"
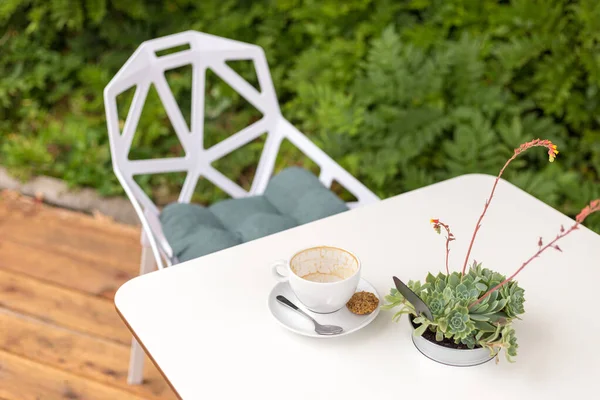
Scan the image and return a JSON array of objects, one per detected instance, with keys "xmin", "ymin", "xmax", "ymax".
[{"xmin": 383, "ymin": 261, "xmax": 525, "ymax": 361}]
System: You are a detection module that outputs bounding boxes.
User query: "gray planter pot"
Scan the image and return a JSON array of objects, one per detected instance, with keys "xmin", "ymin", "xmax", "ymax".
[{"xmin": 409, "ymin": 319, "xmax": 498, "ymax": 367}]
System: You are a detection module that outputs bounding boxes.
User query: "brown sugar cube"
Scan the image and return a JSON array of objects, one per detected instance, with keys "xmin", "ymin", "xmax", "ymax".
[{"xmin": 346, "ymin": 291, "xmax": 379, "ymax": 315}]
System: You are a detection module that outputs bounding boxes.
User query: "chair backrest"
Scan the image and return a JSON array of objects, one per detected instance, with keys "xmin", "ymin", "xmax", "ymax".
[{"xmin": 104, "ymin": 31, "xmax": 378, "ymax": 267}]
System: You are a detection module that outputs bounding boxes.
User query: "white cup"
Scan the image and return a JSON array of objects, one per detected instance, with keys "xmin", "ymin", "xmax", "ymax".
[{"xmin": 271, "ymin": 246, "xmax": 361, "ymax": 314}]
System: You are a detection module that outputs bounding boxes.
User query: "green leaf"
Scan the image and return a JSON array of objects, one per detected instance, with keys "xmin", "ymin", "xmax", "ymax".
[
  {"xmin": 436, "ymin": 329, "xmax": 444, "ymax": 342},
  {"xmin": 0, "ymin": 0, "xmax": 22, "ymax": 21},
  {"xmin": 469, "ymin": 313, "xmax": 491, "ymax": 322},
  {"xmin": 414, "ymin": 323, "xmax": 428, "ymax": 337},
  {"xmin": 85, "ymin": 0, "xmax": 107, "ymax": 24},
  {"xmin": 473, "ymin": 320, "xmax": 496, "ymax": 332},
  {"xmin": 448, "ymin": 273, "xmax": 460, "ymax": 287},
  {"xmin": 442, "ymin": 286, "xmax": 453, "ymax": 302},
  {"xmin": 392, "ymin": 309, "xmax": 411, "ymax": 321},
  {"xmin": 426, "ymin": 272, "xmax": 437, "ymax": 285},
  {"xmin": 487, "ymin": 311, "xmax": 509, "ymax": 323}
]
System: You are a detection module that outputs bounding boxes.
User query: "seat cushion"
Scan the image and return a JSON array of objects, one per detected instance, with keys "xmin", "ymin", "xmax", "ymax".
[
  {"xmin": 209, "ymin": 196, "xmax": 279, "ymax": 232},
  {"xmin": 160, "ymin": 203, "xmax": 241, "ymax": 259},
  {"xmin": 236, "ymin": 213, "xmax": 297, "ymax": 242},
  {"xmin": 160, "ymin": 167, "xmax": 349, "ymax": 262}
]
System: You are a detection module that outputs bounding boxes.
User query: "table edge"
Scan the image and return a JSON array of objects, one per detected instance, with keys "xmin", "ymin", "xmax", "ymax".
[{"xmin": 114, "ymin": 303, "xmax": 183, "ymax": 400}]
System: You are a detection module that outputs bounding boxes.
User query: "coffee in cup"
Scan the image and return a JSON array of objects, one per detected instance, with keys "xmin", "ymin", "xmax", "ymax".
[{"xmin": 271, "ymin": 246, "xmax": 361, "ymax": 313}]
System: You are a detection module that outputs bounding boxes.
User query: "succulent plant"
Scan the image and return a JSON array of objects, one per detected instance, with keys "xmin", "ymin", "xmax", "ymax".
[
  {"xmin": 502, "ymin": 281, "xmax": 526, "ymax": 318},
  {"xmin": 382, "ymin": 261, "xmax": 525, "ymax": 361},
  {"xmin": 444, "ymin": 305, "xmax": 476, "ymax": 339}
]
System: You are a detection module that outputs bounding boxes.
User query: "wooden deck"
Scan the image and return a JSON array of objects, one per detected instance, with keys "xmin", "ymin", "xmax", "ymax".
[{"xmin": 0, "ymin": 191, "xmax": 177, "ymax": 400}]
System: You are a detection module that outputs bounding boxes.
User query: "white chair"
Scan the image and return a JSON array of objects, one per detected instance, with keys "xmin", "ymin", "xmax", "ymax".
[{"xmin": 104, "ymin": 30, "xmax": 379, "ymax": 385}]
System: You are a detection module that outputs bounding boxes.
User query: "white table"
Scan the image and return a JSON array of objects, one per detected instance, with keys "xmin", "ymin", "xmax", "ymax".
[{"xmin": 115, "ymin": 174, "xmax": 600, "ymax": 399}]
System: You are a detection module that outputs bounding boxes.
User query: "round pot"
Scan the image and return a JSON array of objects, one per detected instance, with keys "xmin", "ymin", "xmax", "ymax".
[{"xmin": 409, "ymin": 318, "xmax": 498, "ymax": 367}]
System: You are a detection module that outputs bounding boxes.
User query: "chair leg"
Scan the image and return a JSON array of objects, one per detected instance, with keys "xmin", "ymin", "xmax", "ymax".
[
  {"xmin": 127, "ymin": 243, "xmax": 156, "ymax": 385},
  {"xmin": 128, "ymin": 337, "xmax": 146, "ymax": 384}
]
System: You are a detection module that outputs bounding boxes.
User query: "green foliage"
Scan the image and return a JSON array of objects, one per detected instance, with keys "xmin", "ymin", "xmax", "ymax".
[
  {"xmin": 0, "ymin": 0, "xmax": 598, "ymax": 232},
  {"xmin": 382, "ymin": 262, "xmax": 524, "ymax": 361}
]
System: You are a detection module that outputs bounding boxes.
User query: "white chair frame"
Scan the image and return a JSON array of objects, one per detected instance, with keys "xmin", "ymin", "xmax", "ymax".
[{"xmin": 104, "ymin": 30, "xmax": 379, "ymax": 385}]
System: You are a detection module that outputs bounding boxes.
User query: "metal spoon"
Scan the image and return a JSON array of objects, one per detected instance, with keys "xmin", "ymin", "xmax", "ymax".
[{"xmin": 276, "ymin": 295, "xmax": 344, "ymax": 335}]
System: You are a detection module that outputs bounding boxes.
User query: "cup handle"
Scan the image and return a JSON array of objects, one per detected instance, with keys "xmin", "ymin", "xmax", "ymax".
[{"xmin": 271, "ymin": 260, "xmax": 290, "ymax": 282}]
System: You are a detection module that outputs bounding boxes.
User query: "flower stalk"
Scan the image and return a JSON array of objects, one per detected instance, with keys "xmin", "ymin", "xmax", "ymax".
[
  {"xmin": 460, "ymin": 139, "xmax": 559, "ymax": 275},
  {"xmin": 430, "ymin": 219, "xmax": 454, "ymax": 275},
  {"xmin": 469, "ymin": 198, "xmax": 599, "ymax": 307}
]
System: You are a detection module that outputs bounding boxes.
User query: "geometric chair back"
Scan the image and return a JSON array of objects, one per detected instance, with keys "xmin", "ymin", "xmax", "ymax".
[{"xmin": 104, "ymin": 30, "xmax": 379, "ymax": 270}]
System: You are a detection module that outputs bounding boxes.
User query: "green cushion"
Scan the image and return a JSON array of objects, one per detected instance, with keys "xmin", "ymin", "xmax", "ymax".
[
  {"xmin": 172, "ymin": 226, "xmax": 241, "ymax": 261},
  {"xmin": 209, "ymin": 196, "xmax": 279, "ymax": 231},
  {"xmin": 160, "ymin": 167, "xmax": 349, "ymax": 262},
  {"xmin": 264, "ymin": 167, "xmax": 328, "ymax": 215},
  {"xmin": 290, "ymin": 187, "xmax": 348, "ymax": 224},
  {"xmin": 160, "ymin": 203, "xmax": 241, "ymax": 258},
  {"xmin": 236, "ymin": 213, "xmax": 297, "ymax": 242}
]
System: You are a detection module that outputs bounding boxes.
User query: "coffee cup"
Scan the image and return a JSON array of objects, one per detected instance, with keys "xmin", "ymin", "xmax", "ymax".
[{"xmin": 271, "ymin": 246, "xmax": 361, "ymax": 314}]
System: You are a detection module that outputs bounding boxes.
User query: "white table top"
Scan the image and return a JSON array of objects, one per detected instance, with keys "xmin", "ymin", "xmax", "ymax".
[{"xmin": 115, "ymin": 174, "xmax": 600, "ymax": 399}]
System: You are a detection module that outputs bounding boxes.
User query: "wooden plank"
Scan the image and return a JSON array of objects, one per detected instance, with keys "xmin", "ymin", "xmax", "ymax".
[
  {"xmin": 0, "ymin": 269, "xmax": 131, "ymax": 345},
  {"xmin": 0, "ymin": 197, "xmax": 140, "ymax": 237},
  {"xmin": 0, "ymin": 199, "xmax": 141, "ymax": 242},
  {"xmin": 0, "ymin": 350, "xmax": 149, "ymax": 400},
  {"xmin": 0, "ymin": 309, "xmax": 177, "ymax": 400},
  {"xmin": 0, "ymin": 202, "xmax": 143, "ymax": 279},
  {"xmin": 0, "ymin": 239, "xmax": 130, "ymax": 298},
  {"xmin": 0, "ymin": 200, "xmax": 145, "ymax": 299}
]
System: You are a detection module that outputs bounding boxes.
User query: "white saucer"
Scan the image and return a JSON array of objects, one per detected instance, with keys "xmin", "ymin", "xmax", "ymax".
[{"xmin": 268, "ymin": 278, "xmax": 380, "ymax": 338}]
